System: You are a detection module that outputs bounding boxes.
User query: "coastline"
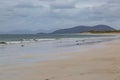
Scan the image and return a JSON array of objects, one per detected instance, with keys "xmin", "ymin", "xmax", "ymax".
[
  {"xmin": 80, "ymin": 32, "xmax": 120, "ymax": 35},
  {"xmin": 1, "ymin": 38, "xmax": 120, "ymax": 80},
  {"xmin": 0, "ymin": 34, "xmax": 118, "ymax": 66}
]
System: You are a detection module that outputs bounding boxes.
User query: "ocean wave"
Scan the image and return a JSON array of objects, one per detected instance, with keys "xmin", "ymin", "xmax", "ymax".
[
  {"xmin": 6, "ymin": 41, "xmax": 22, "ymax": 44},
  {"xmin": 0, "ymin": 36, "xmax": 118, "ymax": 45},
  {"xmin": 36, "ymin": 38, "xmax": 56, "ymax": 41},
  {"xmin": 0, "ymin": 38, "xmax": 56, "ymax": 44}
]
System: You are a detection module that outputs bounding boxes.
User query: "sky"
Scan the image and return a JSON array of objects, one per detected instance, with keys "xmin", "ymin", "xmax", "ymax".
[{"xmin": 0, "ymin": 0, "xmax": 120, "ymax": 33}]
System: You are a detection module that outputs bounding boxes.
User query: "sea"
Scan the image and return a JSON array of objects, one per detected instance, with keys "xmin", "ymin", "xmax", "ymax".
[
  {"xmin": 0, "ymin": 34, "xmax": 116, "ymax": 44},
  {"xmin": 0, "ymin": 34, "xmax": 119, "ymax": 66}
]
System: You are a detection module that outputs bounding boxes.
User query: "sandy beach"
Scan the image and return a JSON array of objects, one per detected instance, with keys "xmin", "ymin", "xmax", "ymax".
[{"xmin": 0, "ymin": 39, "xmax": 120, "ymax": 80}]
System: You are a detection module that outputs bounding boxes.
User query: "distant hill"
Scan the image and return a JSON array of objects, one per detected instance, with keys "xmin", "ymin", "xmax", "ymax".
[
  {"xmin": 86, "ymin": 30, "xmax": 120, "ymax": 33},
  {"xmin": 52, "ymin": 25, "xmax": 116, "ymax": 34}
]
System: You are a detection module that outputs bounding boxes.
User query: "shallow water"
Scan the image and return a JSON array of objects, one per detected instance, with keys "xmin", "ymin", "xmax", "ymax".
[{"xmin": 0, "ymin": 34, "xmax": 119, "ymax": 66}]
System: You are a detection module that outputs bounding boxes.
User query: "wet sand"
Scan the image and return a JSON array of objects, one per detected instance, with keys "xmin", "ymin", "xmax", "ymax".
[{"xmin": 0, "ymin": 40, "xmax": 120, "ymax": 80}]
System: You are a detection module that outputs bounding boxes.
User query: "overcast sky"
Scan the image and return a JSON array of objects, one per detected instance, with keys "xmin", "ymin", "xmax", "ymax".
[{"xmin": 0, "ymin": 0, "xmax": 120, "ymax": 32}]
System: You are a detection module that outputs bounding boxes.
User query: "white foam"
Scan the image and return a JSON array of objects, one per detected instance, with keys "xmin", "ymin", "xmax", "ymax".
[{"xmin": 3, "ymin": 38, "xmax": 56, "ymax": 44}]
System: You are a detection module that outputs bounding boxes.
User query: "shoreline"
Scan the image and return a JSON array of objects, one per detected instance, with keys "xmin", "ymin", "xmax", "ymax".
[
  {"xmin": 0, "ymin": 33, "xmax": 118, "ymax": 44},
  {"xmin": 1, "ymin": 39, "xmax": 120, "ymax": 80},
  {"xmin": 80, "ymin": 32, "xmax": 120, "ymax": 35},
  {"xmin": 0, "ymin": 35, "xmax": 119, "ymax": 66}
]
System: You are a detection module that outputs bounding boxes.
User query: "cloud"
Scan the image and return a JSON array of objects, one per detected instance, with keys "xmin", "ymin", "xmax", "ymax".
[
  {"xmin": 39, "ymin": 0, "xmax": 56, "ymax": 2},
  {"xmin": 91, "ymin": 0, "xmax": 120, "ymax": 20},
  {"xmin": 49, "ymin": 0, "xmax": 76, "ymax": 9},
  {"xmin": 0, "ymin": 0, "xmax": 120, "ymax": 32},
  {"xmin": 15, "ymin": 2, "xmax": 42, "ymax": 8}
]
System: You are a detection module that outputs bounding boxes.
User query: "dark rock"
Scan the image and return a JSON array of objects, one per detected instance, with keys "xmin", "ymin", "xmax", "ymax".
[{"xmin": 0, "ymin": 42, "xmax": 7, "ymax": 44}]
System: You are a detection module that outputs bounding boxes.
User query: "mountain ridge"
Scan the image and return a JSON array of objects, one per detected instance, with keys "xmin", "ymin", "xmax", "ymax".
[{"xmin": 52, "ymin": 24, "xmax": 116, "ymax": 34}]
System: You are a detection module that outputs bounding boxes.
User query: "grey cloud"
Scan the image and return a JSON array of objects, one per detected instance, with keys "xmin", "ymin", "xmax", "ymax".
[
  {"xmin": 15, "ymin": 2, "xmax": 43, "ymax": 8},
  {"xmin": 39, "ymin": 0, "xmax": 56, "ymax": 2},
  {"xmin": 50, "ymin": 4, "xmax": 75, "ymax": 9},
  {"xmin": 40, "ymin": 0, "xmax": 77, "ymax": 9},
  {"xmin": 0, "ymin": 0, "xmax": 120, "ymax": 32},
  {"xmin": 91, "ymin": 0, "xmax": 120, "ymax": 19}
]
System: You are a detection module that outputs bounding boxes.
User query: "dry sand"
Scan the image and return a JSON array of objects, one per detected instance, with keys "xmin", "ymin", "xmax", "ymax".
[{"xmin": 1, "ymin": 40, "xmax": 120, "ymax": 80}]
